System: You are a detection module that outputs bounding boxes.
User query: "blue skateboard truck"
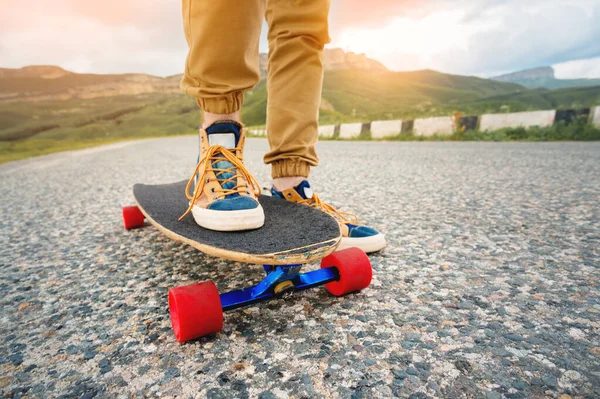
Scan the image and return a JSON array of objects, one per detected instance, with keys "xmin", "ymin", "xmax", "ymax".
[{"xmin": 167, "ymin": 248, "xmax": 372, "ymax": 342}]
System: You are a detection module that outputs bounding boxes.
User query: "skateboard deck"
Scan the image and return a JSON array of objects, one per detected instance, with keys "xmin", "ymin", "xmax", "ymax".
[{"xmin": 132, "ymin": 180, "xmax": 341, "ymax": 265}]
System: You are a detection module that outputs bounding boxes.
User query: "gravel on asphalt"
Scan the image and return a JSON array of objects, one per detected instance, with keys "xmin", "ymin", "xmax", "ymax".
[{"xmin": 1, "ymin": 138, "xmax": 599, "ymax": 398}]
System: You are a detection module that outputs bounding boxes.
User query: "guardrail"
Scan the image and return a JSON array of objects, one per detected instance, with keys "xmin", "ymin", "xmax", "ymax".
[{"xmin": 248, "ymin": 105, "xmax": 600, "ymax": 138}]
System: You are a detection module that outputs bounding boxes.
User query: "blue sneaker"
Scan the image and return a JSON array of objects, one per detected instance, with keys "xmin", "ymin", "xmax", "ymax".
[
  {"xmin": 179, "ymin": 121, "xmax": 264, "ymax": 231},
  {"xmin": 271, "ymin": 180, "xmax": 386, "ymax": 253}
]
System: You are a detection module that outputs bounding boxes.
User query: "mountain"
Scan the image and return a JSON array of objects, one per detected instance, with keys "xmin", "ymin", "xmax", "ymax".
[
  {"xmin": 471, "ymin": 85, "xmax": 600, "ymax": 111},
  {"xmin": 3, "ymin": 57, "xmax": 599, "ymax": 146},
  {"xmin": 322, "ymin": 48, "xmax": 388, "ymax": 72},
  {"xmin": 242, "ymin": 69, "xmax": 525, "ymax": 125},
  {"xmin": 258, "ymin": 48, "xmax": 388, "ymax": 77},
  {"xmin": 0, "ymin": 65, "xmax": 71, "ymax": 79},
  {"xmin": 0, "ymin": 49, "xmax": 386, "ymax": 103},
  {"xmin": 492, "ymin": 66, "xmax": 600, "ymax": 90},
  {"xmin": 0, "ymin": 66, "xmax": 179, "ymax": 103},
  {"xmin": 0, "ymin": 66, "xmax": 528, "ymax": 141}
]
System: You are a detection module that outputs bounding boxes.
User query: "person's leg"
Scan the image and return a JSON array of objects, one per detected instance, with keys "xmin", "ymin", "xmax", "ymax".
[
  {"xmin": 181, "ymin": 0, "xmax": 264, "ymax": 126},
  {"xmin": 264, "ymin": 0, "xmax": 331, "ymax": 186},
  {"xmin": 265, "ymin": 0, "xmax": 386, "ymax": 252},
  {"xmin": 179, "ymin": 0, "xmax": 266, "ymax": 231}
]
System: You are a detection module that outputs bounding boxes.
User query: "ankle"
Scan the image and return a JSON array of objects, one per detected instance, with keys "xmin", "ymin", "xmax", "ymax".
[
  {"xmin": 273, "ymin": 176, "xmax": 305, "ymax": 191},
  {"xmin": 202, "ymin": 111, "xmax": 240, "ymax": 129}
]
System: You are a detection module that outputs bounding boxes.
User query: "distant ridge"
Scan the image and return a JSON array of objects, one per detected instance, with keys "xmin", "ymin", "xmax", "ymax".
[
  {"xmin": 0, "ymin": 65, "xmax": 71, "ymax": 79},
  {"xmin": 492, "ymin": 66, "xmax": 600, "ymax": 89},
  {"xmin": 2, "ymin": 60, "xmax": 599, "ymax": 149},
  {"xmin": 0, "ymin": 67, "xmax": 179, "ymax": 102},
  {"xmin": 494, "ymin": 67, "xmax": 554, "ymax": 82},
  {"xmin": 0, "ymin": 48, "xmax": 388, "ymax": 102},
  {"xmin": 258, "ymin": 48, "xmax": 388, "ymax": 77}
]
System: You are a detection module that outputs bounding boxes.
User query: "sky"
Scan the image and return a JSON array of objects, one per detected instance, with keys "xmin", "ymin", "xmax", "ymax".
[{"xmin": 1, "ymin": 0, "xmax": 599, "ymax": 79}]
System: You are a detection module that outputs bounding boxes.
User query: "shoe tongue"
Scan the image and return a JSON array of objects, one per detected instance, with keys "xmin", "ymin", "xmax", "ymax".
[
  {"xmin": 294, "ymin": 180, "xmax": 314, "ymax": 200},
  {"xmin": 204, "ymin": 122, "xmax": 242, "ymax": 195},
  {"xmin": 206, "ymin": 121, "xmax": 241, "ymax": 149}
]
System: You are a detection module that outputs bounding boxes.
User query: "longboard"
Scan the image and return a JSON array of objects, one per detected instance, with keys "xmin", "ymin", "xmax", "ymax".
[
  {"xmin": 130, "ymin": 180, "xmax": 341, "ymax": 265},
  {"xmin": 123, "ymin": 180, "xmax": 372, "ymax": 342}
]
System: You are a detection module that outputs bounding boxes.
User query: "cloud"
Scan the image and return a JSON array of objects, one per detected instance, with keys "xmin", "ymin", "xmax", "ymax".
[
  {"xmin": 328, "ymin": 0, "xmax": 425, "ymax": 31},
  {"xmin": 0, "ymin": 0, "xmax": 599, "ymax": 78},
  {"xmin": 553, "ymin": 57, "xmax": 600, "ymax": 79},
  {"xmin": 0, "ymin": 0, "xmax": 187, "ymax": 76},
  {"xmin": 329, "ymin": 0, "xmax": 600, "ymax": 77}
]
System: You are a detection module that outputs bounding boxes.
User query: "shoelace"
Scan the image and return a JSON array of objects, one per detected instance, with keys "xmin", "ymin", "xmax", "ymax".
[
  {"xmin": 179, "ymin": 145, "xmax": 261, "ymax": 221},
  {"xmin": 297, "ymin": 193, "xmax": 359, "ymax": 225}
]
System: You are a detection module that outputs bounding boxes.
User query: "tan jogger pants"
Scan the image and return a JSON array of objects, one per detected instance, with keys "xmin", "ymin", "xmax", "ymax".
[{"xmin": 181, "ymin": 0, "xmax": 331, "ymax": 178}]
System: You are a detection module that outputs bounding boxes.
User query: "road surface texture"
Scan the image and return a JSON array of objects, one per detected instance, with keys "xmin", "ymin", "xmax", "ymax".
[{"xmin": 1, "ymin": 138, "xmax": 599, "ymax": 399}]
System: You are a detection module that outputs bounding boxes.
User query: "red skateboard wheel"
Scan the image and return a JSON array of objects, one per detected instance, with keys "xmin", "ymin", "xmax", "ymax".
[
  {"xmin": 168, "ymin": 281, "xmax": 223, "ymax": 342},
  {"xmin": 321, "ymin": 247, "xmax": 372, "ymax": 296},
  {"xmin": 122, "ymin": 206, "xmax": 145, "ymax": 229}
]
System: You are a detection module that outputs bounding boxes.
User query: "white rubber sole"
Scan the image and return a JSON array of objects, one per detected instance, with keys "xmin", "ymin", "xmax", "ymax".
[
  {"xmin": 336, "ymin": 233, "xmax": 386, "ymax": 254},
  {"xmin": 191, "ymin": 204, "xmax": 265, "ymax": 231}
]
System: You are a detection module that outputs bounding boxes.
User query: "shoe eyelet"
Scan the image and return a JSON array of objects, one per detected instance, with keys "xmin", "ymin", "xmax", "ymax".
[{"xmin": 286, "ymin": 193, "xmax": 292, "ymax": 198}]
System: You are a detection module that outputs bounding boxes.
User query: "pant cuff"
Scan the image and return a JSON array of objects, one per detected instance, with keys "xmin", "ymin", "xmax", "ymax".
[
  {"xmin": 271, "ymin": 160, "xmax": 311, "ymax": 178},
  {"xmin": 196, "ymin": 92, "xmax": 244, "ymax": 114}
]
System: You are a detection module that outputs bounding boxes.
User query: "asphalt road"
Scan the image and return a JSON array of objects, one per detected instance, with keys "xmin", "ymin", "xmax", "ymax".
[{"xmin": 1, "ymin": 138, "xmax": 599, "ymax": 398}]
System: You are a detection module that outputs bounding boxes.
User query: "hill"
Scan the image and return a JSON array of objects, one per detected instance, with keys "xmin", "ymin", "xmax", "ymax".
[
  {"xmin": 0, "ymin": 49, "xmax": 386, "ymax": 103},
  {"xmin": 258, "ymin": 48, "xmax": 388, "ymax": 77},
  {"xmin": 470, "ymin": 85, "xmax": 600, "ymax": 110},
  {"xmin": 492, "ymin": 66, "xmax": 600, "ymax": 90},
  {"xmin": 0, "ymin": 67, "xmax": 527, "ymax": 141},
  {"xmin": 2, "ymin": 59, "xmax": 600, "ymax": 162},
  {"xmin": 0, "ymin": 66, "xmax": 180, "ymax": 103},
  {"xmin": 242, "ymin": 69, "xmax": 525, "ymax": 125}
]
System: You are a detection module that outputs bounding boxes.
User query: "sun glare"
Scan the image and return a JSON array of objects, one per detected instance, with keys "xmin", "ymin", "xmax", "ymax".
[{"xmin": 331, "ymin": 11, "xmax": 472, "ymax": 71}]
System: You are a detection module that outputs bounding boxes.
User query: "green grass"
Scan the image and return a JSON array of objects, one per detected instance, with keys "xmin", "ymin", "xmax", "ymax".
[
  {"xmin": 240, "ymin": 69, "xmax": 528, "ymax": 124},
  {"xmin": 0, "ymin": 93, "xmax": 200, "ymax": 163},
  {"xmin": 372, "ymin": 120, "xmax": 600, "ymax": 142},
  {"xmin": 240, "ymin": 70, "xmax": 600, "ymax": 124},
  {"xmin": 462, "ymin": 121, "xmax": 600, "ymax": 141},
  {"xmin": 0, "ymin": 93, "xmax": 200, "ymax": 141}
]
